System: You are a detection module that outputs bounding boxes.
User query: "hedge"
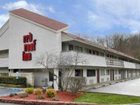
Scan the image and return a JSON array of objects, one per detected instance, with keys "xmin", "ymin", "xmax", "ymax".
[
  {"xmin": 68, "ymin": 77, "xmax": 86, "ymax": 93},
  {"xmin": 0, "ymin": 76, "xmax": 27, "ymax": 87}
]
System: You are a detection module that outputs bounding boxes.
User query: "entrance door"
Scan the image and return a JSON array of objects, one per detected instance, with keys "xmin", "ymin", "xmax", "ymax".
[
  {"xmin": 110, "ymin": 69, "xmax": 114, "ymax": 81},
  {"xmin": 97, "ymin": 69, "xmax": 100, "ymax": 83}
]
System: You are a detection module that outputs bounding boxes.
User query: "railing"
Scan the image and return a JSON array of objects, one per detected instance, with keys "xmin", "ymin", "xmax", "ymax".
[
  {"xmin": 106, "ymin": 57, "xmax": 124, "ymax": 67},
  {"xmin": 135, "ymin": 63, "xmax": 140, "ymax": 69},
  {"xmin": 61, "ymin": 51, "xmax": 138, "ymax": 69}
]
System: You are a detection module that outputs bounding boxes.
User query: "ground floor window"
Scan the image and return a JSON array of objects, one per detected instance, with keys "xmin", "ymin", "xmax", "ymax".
[
  {"xmin": 100, "ymin": 70, "xmax": 105, "ymax": 76},
  {"xmin": 75, "ymin": 69, "xmax": 83, "ymax": 77},
  {"xmin": 106, "ymin": 70, "xmax": 110, "ymax": 75},
  {"xmin": 87, "ymin": 69, "xmax": 96, "ymax": 77}
]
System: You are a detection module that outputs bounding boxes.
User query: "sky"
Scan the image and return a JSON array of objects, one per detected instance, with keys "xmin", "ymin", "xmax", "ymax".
[{"xmin": 0, "ymin": 0, "xmax": 140, "ymax": 37}]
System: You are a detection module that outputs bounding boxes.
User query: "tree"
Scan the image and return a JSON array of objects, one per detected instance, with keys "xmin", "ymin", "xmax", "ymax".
[
  {"xmin": 95, "ymin": 33, "xmax": 140, "ymax": 60},
  {"xmin": 58, "ymin": 51, "xmax": 87, "ymax": 91},
  {"xmin": 68, "ymin": 77, "xmax": 86, "ymax": 93},
  {"xmin": 37, "ymin": 51, "xmax": 87, "ymax": 91}
]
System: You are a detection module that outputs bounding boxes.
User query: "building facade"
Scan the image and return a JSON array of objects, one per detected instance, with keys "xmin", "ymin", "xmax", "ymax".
[{"xmin": 0, "ymin": 8, "xmax": 140, "ymax": 90}]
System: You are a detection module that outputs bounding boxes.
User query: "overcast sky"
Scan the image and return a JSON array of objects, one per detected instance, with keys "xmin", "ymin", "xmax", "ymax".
[{"xmin": 0, "ymin": 0, "xmax": 140, "ymax": 37}]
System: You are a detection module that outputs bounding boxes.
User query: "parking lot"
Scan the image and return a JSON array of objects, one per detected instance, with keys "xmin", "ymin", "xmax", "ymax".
[{"xmin": 89, "ymin": 78, "xmax": 140, "ymax": 96}]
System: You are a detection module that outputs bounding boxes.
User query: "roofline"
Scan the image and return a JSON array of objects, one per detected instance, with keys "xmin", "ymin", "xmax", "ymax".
[
  {"xmin": 0, "ymin": 20, "xmax": 9, "ymax": 38},
  {"xmin": 62, "ymin": 31, "xmax": 140, "ymax": 63},
  {"xmin": 10, "ymin": 13, "xmax": 68, "ymax": 33},
  {"xmin": 10, "ymin": 8, "xmax": 68, "ymax": 32}
]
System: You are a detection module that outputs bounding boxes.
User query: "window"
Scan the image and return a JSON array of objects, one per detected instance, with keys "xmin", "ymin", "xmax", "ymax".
[
  {"xmin": 69, "ymin": 44, "xmax": 73, "ymax": 51},
  {"xmin": 106, "ymin": 70, "xmax": 110, "ymax": 75},
  {"xmin": 87, "ymin": 69, "xmax": 96, "ymax": 77},
  {"xmin": 75, "ymin": 69, "xmax": 83, "ymax": 76},
  {"xmin": 100, "ymin": 70, "xmax": 105, "ymax": 76},
  {"xmin": 75, "ymin": 46, "xmax": 83, "ymax": 52}
]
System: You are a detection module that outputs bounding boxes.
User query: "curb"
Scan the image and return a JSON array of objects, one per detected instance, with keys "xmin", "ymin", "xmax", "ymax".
[{"xmin": 0, "ymin": 98, "xmax": 97, "ymax": 105}]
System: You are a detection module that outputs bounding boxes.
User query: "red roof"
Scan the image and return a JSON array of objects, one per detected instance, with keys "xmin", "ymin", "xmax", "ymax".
[{"xmin": 10, "ymin": 8, "xmax": 68, "ymax": 31}]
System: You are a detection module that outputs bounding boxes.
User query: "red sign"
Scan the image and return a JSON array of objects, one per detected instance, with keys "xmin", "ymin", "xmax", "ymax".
[{"xmin": 22, "ymin": 32, "xmax": 36, "ymax": 61}]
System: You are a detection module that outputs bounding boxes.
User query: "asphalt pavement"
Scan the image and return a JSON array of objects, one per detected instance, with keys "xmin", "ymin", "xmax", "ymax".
[{"xmin": 88, "ymin": 78, "xmax": 140, "ymax": 96}]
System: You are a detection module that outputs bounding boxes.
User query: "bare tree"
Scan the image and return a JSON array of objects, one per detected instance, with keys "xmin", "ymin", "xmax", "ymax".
[
  {"xmin": 58, "ymin": 52, "xmax": 87, "ymax": 91},
  {"xmin": 37, "ymin": 52, "xmax": 58, "ymax": 76},
  {"xmin": 37, "ymin": 51, "xmax": 87, "ymax": 91}
]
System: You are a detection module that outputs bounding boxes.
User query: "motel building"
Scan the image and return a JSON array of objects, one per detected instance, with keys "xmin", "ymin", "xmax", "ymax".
[{"xmin": 0, "ymin": 8, "xmax": 140, "ymax": 90}]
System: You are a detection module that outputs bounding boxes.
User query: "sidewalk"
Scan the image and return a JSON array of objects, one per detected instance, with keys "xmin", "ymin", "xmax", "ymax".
[{"xmin": 84, "ymin": 77, "xmax": 139, "ymax": 91}]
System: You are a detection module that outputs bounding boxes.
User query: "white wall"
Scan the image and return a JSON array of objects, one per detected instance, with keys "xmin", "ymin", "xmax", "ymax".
[
  {"xmin": 124, "ymin": 61, "xmax": 135, "ymax": 69},
  {"xmin": 61, "ymin": 51, "xmax": 107, "ymax": 67},
  {"xmin": 0, "ymin": 22, "xmax": 9, "ymax": 51},
  {"xmin": 83, "ymin": 69, "xmax": 97, "ymax": 85},
  {"xmin": 0, "ymin": 58, "xmax": 8, "ymax": 67},
  {"xmin": 9, "ymin": 14, "xmax": 62, "ymax": 69}
]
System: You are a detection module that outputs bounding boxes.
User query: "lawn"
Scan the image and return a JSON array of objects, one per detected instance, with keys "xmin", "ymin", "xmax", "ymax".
[{"xmin": 75, "ymin": 92, "xmax": 140, "ymax": 104}]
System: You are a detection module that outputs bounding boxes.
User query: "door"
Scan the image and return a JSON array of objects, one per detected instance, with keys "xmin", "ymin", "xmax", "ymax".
[
  {"xmin": 97, "ymin": 69, "xmax": 100, "ymax": 83},
  {"xmin": 110, "ymin": 69, "xmax": 114, "ymax": 81}
]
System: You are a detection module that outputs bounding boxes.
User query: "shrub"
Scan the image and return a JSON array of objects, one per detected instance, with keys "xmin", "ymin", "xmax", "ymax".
[
  {"xmin": 25, "ymin": 88, "xmax": 34, "ymax": 94},
  {"xmin": 68, "ymin": 77, "xmax": 86, "ymax": 93},
  {"xmin": 0, "ymin": 76, "xmax": 26, "ymax": 87},
  {"xmin": 46, "ymin": 89, "xmax": 56, "ymax": 98},
  {"xmin": 18, "ymin": 93, "xmax": 28, "ymax": 98},
  {"xmin": 9, "ymin": 93, "xmax": 16, "ymax": 97},
  {"xmin": 34, "ymin": 88, "xmax": 43, "ymax": 96}
]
